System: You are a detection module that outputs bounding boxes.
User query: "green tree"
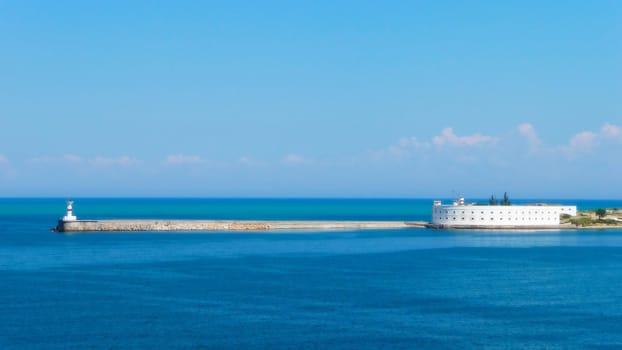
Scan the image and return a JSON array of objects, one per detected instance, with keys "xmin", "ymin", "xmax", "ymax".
[
  {"xmin": 596, "ymin": 208, "xmax": 607, "ymax": 220},
  {"xmin": 502, "ymin": 192, "xmax": 511, "ymax": 206},
  {"xmin": 489, "ymin": 195, "xmax": 497, "ymax": 205}
]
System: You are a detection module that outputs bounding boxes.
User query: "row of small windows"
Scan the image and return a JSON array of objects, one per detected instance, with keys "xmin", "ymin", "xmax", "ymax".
[
  {"xmin": 435, "ymin": 209, "xmax": 555, "ymax": 215},
  {"xmin": 435, "ymin": 213, "xmax": 558, "ymax": 217},
  {"xmin": 439, "ymin": 216, "xmax": 557, "ymax": 221}
]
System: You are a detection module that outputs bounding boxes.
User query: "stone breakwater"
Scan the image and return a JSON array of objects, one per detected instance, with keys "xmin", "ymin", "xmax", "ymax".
[{"xmin": 55, "ymin": 220, "xmax": 426, "ymax": 233}]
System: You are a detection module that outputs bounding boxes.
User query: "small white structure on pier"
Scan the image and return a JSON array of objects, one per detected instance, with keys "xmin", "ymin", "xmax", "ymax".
[{"xmin": 62, "ymin": 200, "xmax": 77, "ymax": 221}]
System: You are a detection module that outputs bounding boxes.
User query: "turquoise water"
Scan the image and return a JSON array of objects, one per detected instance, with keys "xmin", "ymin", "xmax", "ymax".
[
  {"xmin": 0, "ymin": 198, "xmax": 432, "ymax": 221},
  {"xmin": 2, "ymin": 198, "xmax": 622, "ymax": 349}
]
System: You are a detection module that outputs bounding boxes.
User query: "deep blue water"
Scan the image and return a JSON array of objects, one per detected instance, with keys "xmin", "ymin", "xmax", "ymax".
[{"xmin": 2, "ymin": 198, "xmax": 622, "ymax": 349}]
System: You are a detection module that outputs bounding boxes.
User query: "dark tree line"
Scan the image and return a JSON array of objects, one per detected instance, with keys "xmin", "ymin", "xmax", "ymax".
[{"xmin": 489, "ymin": 192, "xmax": 511, "ymax": 206}]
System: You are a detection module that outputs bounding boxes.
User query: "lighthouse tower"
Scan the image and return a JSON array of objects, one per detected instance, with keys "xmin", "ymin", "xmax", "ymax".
[{"xmin": 62, "ymin": 200, "xmax": 77, "ymax": 221}]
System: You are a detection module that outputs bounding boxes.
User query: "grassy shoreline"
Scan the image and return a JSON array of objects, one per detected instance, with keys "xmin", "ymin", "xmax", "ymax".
[{"xmin": 564, "ymin": 209, "xmax": 622, "ymax": 228}]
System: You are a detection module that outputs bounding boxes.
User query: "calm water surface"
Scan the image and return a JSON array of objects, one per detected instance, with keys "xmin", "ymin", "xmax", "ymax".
[{"xmin": 1, "ymin": 198, "xmax": 622, "ymax": 349}]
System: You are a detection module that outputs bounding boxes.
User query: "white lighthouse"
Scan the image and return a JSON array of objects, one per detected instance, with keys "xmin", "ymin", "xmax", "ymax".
[{"xmin": 62, "ymin": 200, "xmax": 77, "ymax": 221}]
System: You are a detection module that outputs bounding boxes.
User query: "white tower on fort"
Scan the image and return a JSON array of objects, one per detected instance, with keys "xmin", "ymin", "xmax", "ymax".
[{"xmin": 62, "ymin": 200, "xmax": 77, "ymax": 221}]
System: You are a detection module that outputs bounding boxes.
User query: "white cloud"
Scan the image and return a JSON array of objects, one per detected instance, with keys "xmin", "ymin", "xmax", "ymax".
[
  {"xmin": 517, "ymin": 123, "xmax": 542, "ymax": 150},
  {"xmin": 29, "ymin": 154, "xmax": 138, "ymax": 166},
  {"xmin": 432, "ymin": 128, "xmax": 497, "ymax": 147},
  {"xmin": 386, "ymin": 145, "xmax": 410, "ymax": 159},
  {"xmin": 399, "ymin": 136, "xmax": 427, "ymax": 149},
  {"xmin": 0, "ymin": 154, "xmax": 17, "ymax": 178},
  {"xmin": 372, "ymin": 127, "xmax": 497, "ymax": 161},
  {"xmin": 372, "ymin": 122, "xmax": 622, "ymax": 164},
  {"xmin": 238, "ymin": 156, "xmax": 252, "ymax": 165},
  {"xmin": 29, "ymin": 154, "xmax": 84, "ymax": 164},
  {"xmin": 164, "ymin": 154, "xmax": 206, "ymax": 165},
  {"xmin": 370, "ymin": 136, "xmax": 430, "ymax": 161},
  {"xmin": 560, "ymin": 130, "xmax": 600, "ymax": 156},
  {"xmin": 570, "ymin": 131, "xmax": 597, "ymax": 149},
  {"xmin": 602, "ymin": 123, "xmax": 622, "ymax": 141},
  {"xmin": 552, "ymin": 123, "xmax": 622, "ymax": 157},
  {"xmin": 283, "ymin": 154, "xmax": 311, "ymax": 165},
  {"xmin": 238, "ymin": 156, "xmax": 265, "ymax": 166},
  {"xmin": 89, "ymin": 155, "xmax": 137, "ymax": 166},
  {"xmin": 63, "ymin": 154, "xmax": 83, "ymax": 163}
]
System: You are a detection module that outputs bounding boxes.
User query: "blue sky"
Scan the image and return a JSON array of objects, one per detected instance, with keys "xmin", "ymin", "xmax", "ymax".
[{"xmin": 0, "ymin": 1, "xmax": 620, "ymax": 198}]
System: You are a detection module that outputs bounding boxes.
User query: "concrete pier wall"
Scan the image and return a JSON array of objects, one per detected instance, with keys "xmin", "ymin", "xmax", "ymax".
[
  {"xmin": 56, "ymin": 220, "xmax": 424, "ymax": 233},
  {"xmin": 425, "ymin": 223, "xmax": 571, "ymax": 230}
]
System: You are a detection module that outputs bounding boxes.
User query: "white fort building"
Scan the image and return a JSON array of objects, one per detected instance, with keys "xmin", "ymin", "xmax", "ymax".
[{"xmin": 431, "ymin": 196, "xmax": 577, "ymax": 228}]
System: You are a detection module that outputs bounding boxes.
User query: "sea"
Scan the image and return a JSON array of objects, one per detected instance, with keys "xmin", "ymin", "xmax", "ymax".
[{"xmin": 1, "ymin": 198, "xmax": 622, "ymax": 349}]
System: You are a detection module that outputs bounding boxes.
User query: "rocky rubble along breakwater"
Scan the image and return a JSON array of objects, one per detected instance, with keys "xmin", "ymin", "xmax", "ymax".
[{"xmin": 54, "ymin": 220, "xmax": 424, "ymax": 233}]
